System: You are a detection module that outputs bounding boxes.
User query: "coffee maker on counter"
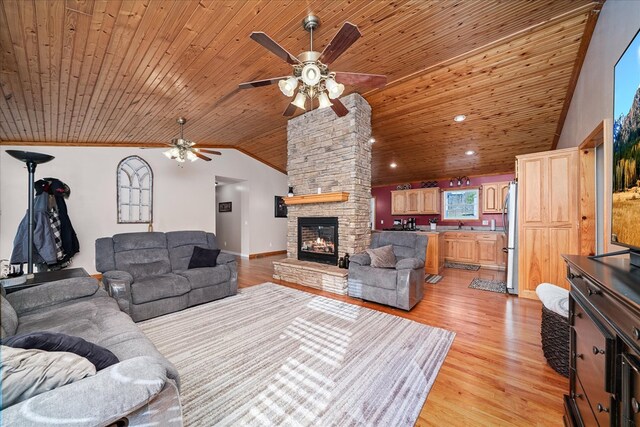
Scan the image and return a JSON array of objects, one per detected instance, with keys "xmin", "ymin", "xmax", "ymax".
[{"xmin": 406, "ymin": 217, "xmax": 416, "ymax": 230}]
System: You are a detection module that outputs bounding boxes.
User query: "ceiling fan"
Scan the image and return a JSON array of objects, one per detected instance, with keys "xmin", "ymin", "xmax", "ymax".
[
  {"xmin": 162, "ymin": 117, "xmax": 221, "ymax": 163},
  {"xmin": 239, "ymin": 15, "xmax": 387, "ymax": 117}
]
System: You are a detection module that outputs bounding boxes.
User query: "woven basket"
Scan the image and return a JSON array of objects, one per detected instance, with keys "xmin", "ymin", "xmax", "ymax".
[{"xmin": 541, "ymin": 305, "xmax": 569, "ymax": 377}]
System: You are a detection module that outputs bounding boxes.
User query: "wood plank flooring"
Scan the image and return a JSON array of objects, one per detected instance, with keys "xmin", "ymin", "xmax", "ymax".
[{"xmin": 237, "ymin": 255, "xmax": 567, "ymax": 426}]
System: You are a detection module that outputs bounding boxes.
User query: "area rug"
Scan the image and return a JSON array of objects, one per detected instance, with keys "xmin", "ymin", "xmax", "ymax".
[
  {"xmin": 468, "ymin": 278, "xmax": 507, "ymax": 294},
  {"xmin": 425, "ymin": 274, "xmax": 443, "ymax": 284},
  {"xmin": 445, "ymin": 261, "xmax": 480, "ymax": 271},
  {"xmin": 139, "ymin": 283, "xmax": 455, "ymax": 426}
]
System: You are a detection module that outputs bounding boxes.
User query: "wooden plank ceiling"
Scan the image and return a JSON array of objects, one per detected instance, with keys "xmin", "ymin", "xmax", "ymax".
[{"xmin": 0, "ymin": 0, "xmax": 602, "ymax": 185}]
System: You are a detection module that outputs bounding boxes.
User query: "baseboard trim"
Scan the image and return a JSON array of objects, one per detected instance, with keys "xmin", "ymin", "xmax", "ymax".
[{"xmin": 249, "ymin": 250, "xmax": 287, "ymax": 259}]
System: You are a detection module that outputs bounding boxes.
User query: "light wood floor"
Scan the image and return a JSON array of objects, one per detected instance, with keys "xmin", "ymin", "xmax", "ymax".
[{"xmin": 237, "ymin": 255, "xmax": 567, "ymax": 426}]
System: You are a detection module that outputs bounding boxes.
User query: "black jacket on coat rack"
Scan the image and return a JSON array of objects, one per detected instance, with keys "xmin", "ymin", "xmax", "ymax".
[{"xmin": 35, "ymin": 178, "xmax": 79, "ymax": 264}]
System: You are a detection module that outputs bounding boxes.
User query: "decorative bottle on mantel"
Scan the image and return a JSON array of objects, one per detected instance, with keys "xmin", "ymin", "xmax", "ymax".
[
  {"xmin": 338, "ymin": 257, "xmax": 346, "ymax": 269},
  {"xmin": 344, "ymin": 253, "xmax": 350, "ymax": 268}
]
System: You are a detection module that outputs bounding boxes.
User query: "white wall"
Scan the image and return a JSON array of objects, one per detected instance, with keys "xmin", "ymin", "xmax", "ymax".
[
  {"xmin": 0, "ymin": 146, "xmax": 288, "ymax": 273},
  {"xmin": 557, "ymin": 1, "xmax": 640, "ymax": 148},
  {"xmin": 215, "ymin": 183, "xmax": 244, "ymax": 255}
]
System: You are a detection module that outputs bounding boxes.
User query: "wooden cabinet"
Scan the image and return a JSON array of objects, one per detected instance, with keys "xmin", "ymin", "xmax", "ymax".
[
  {"xmin": 391, "ymin": 191, "xmax": 406, "ymax": 215},
  {"xmin": 420, "ymin": 188, "xmax": 440, "ymax": 214},
  {"xmin": 443, "ymin": 231, "xmax": 506, "ymax": 269},
  {"xmin": 405, "ymin": 190, "xmax": 421, "ymax": 214},
  {"xmin": 420, "ymin": 232, "xmax": 444, "ymax": 275},
  {"xmin": 390, "ymin": 188, "xmax": 440, "ymax": 215},
  {"xmin": 563, "ymin": 255, "xmax": 640, "ymax": 427},
  {"xmin": 517, "ymin": 148, "xmax": 579, "ymax": 299},
  {"xmin": 481, "ymin": 181, "xmax": 510, "ymax": 213}
]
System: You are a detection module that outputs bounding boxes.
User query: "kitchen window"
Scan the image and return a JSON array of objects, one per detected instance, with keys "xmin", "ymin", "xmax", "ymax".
[{"xmin": 442, "ymin": 188, "xmax": 479, "ymax": 220}]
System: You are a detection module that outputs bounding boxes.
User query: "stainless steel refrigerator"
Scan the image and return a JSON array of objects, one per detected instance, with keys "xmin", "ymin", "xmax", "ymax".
[{"xmin": 503, "ymin": 181, "xmax": 518, "ymax": 294}]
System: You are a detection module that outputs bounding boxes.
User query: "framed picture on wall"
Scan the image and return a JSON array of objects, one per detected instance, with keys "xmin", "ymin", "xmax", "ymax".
[
  {"xmin": 218, "ymin": 202, "xmax": 232, "ymax": 213},
  {"xmin": 274, "ymin": 196, "xmax": 287, "ymax": 218}
]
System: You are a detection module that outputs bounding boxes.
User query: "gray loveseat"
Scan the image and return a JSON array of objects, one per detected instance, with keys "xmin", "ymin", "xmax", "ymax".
[
  {"xmin": 96, "ymin": 231, "xmax": 237, "ymax": 322},
  {"xmin": 0, "ymin": 277, "xmax": 182, "ymax": 426},
  {"xmin": 347, "ymin": 231, "xmax": 427, "ymax": 310}
]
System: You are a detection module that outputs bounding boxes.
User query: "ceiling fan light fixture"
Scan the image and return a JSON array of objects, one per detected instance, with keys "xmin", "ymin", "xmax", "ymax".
[
  {"xmin": 325, "ymin": 78, "xmax": 344, "ymax": 99},
  {"xmin": 292, "ymin": 92, "xmax": 307, "ymax": 110},
  {"xmin": 318, "ymin": 92, "xmax": 332, "ymax": 109},
  {"xmin": 278, "ymin": 77, "xmax": 298, "ymax": 97},
  {"xmin": 186, "ymin": 150, "xmax": 198, "ymax": 162},
  {"xmin": 301, "ymin": 64, "xmax": 321, "ymax": 86}
]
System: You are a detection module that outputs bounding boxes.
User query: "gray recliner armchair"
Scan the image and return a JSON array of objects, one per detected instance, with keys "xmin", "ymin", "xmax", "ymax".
[{"xmin": 347, "ymin": 231, "xmax": 427, "ymax": 310}]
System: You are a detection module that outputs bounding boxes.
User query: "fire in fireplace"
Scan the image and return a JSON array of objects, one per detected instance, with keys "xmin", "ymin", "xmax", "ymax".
[{"xmin": 298, "ymin": 217, "xmax": 339, "ymax": 265}]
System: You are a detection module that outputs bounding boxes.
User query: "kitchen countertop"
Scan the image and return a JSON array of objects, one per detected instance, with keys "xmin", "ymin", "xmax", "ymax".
[{"xmin": 376, "ymin": 227, "xmax": 505, "ymax": 234}]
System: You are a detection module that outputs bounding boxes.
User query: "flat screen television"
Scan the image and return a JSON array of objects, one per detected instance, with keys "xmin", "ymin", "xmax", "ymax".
[{"xmin": 612, "ymin": 28, "xmax": 640, "ymax": 267}]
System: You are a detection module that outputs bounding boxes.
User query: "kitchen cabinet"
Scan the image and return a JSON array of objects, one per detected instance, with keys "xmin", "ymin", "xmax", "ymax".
[
  {"xmin": 481, "ymin": 181, "xmax": 510, "ymax": 213},
  {"xmin": 517, "ymin": 147, "xmax": 579, "ymax": 299},
  {"xmin": 418, "ymin": 232, "xmax": 444, "ymax": 275},
  {"xmin": 391, "ymin": 191, "xmax": 406, "ymax": 215},
  {"xmin": 390, "ymin": 188, "xmax": 440, "ymax": 215},
  {"xmin": 443, "ymin": 231, "xmax": 506, "ymax": 270}
]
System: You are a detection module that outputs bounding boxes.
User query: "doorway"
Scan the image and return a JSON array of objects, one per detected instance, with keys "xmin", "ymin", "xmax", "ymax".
[{"xmin": 215, "ymin": 176, "xmax": 248, "ymax": 257}]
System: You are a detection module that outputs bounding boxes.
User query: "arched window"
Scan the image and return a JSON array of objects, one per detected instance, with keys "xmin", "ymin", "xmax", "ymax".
[{"xmin": 117, "ymin": 156, "xmax": 153, "ymax": 224}]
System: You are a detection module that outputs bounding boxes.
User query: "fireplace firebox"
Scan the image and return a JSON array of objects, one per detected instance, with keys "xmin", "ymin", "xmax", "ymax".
[{"xmin": 298, "ymin": 217, "xmax": 339, "ymax": 265}]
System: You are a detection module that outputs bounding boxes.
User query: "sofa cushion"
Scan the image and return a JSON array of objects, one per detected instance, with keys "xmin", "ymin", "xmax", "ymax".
[
  {"xmin": 0, "ymin": 345, "xmax": 96, "ymax": 409},
  {"xmin": 177, "ymin": 266, "xmax": 231, "ymax": 290},
  {"xmin": 366, "ymin": 245, "xmax": 397, "ymax": 268},
  {"xmin": 188, "ymin": 247, "xmax": 220, "ymax": 269},
  {"xmin": 349, "ymin": 265, "xmax": 398, "ymax": 290},
  {"xmin": 15, "ymin": 294, "xmax": 180, "ymax": 386},
  {"xmin": 113, "ymin": 232, "xmax": 167, "ymax": 252},
  {"xmin": 2, "ymin": 331, "xmax": 119, "ymax": 371},
  {"xmin": 128, "ymin": 261, "xmax": 171, "ymax": 281},
  {"xmin": 130, "ymin": 274, "xmax": 190, "ymax": 305},
  {"xmin": 166, "ymin": 231, "xmax": 214, "ymax": 271},
  {"xmin": 1, "ymin": 295, "xmax": 18, "ymax": 337}
]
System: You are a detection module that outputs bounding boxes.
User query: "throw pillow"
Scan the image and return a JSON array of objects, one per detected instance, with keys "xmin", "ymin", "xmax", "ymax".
[
  {"xmin": 0, "ymin": 295, "xmax": 18, "ymax": 337},
  {"xmin": 0, "ymin": 345, "xmax": 96, "ymax": 409},
  {"xmin": 1, "ymin": 332, "xmax": 119, "ymax": 371},
  {"xmin": 188, "ymin": 246, "xmax": 220, "ymax": 269},
  {"xmin": 366, "ymin": 245, "xmax": 397, "ymax": 268}
]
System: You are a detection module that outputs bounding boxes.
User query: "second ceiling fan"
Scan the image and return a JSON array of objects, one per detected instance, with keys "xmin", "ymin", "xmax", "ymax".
[{"xmin": 239, "ymin": 15, "xmax": 387, "ymax": 117}]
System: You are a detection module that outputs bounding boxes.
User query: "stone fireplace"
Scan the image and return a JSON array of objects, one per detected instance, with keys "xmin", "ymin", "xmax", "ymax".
[{"xmin": 272, "ymin": 93, "xmax": 372, "ymax": 295}]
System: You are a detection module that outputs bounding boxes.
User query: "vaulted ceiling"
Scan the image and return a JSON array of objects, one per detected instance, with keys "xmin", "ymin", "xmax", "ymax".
[{"xmin": 0, "ymin": 0, "xmax": 602, "ymax": 185}]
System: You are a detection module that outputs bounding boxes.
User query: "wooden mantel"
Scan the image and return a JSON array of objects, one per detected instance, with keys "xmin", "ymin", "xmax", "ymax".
[{"xmin": 284, "ymin": 192, "xmax": 349, "ymax": 205}]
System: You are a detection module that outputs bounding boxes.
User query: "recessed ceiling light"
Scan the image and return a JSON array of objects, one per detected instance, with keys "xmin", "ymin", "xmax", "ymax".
[
  {"xmin": 453, "ymin": 114, "xmax": 466, "ymax": 122},
  {"xmin": 369, "ymin": 137, "xmax": 375, "ymax": 144},
  {"xmin": 465, "ymin": 150, "xmax": 475, "ymax": 155},
  {"xmin": 390, "ymin": 162, "xmax": 397, "ymax": 168}
]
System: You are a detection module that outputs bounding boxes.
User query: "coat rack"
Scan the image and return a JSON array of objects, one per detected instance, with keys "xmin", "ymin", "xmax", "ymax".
[{"xmin": 6, "ymin": 150, "xmax": 55, "ymax": 275}]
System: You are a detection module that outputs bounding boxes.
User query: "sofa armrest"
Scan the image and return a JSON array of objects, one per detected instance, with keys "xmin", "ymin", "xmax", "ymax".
[
  {"xmin": 349, "ymin": 253, "xmax": 371, "ymax": 266},
  {"xmin": 0, "ymin": 356, "xmax": 167, "ymax": 427},
  {"xmin": 101, "ymin": 271, "xmax": 133, "ymax": 315},
  {"xmin": 216, "ymin": 252, "xmax": 237, "ymax": 265},
  {"xmin": 395, "ymin": 257, "xmax": 424, "ymax": 270},
  {"xmin": 6, "ymin": 277, "xmax": 100, "ymax": 315}
]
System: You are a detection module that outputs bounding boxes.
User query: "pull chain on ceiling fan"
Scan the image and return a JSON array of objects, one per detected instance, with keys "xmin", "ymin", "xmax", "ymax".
[
  {"xmin": 163, "ymin": 117, "xmax": 221, "ymax": 163},
  {"xmin": 239, "ymin": 15, "xmax": 387, "ymax": 117}
]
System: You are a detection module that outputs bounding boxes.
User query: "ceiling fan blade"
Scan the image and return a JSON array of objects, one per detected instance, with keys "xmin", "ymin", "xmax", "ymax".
[
  {"xmin": 283, "ymin": 102, "xmax": 298, "ymax": 117},
  {"xmin": 193, "ymin": 151, "xmax": 212, "ymax": 162},
  {"xmin": 334, "ymin": 71, "xmax": 387, "ymax": 89},
  {"xmin": 250, "ymin": 32, "xmax": 300, "ymax": 65},
  {"xmin": 319, "ymin": 22, "xmax": 361, "ymax": 65},
  {"xmin": 198, "ymin": 149, "xmax": 222, "ymax": 155},
  {"xmin": 239, "ymin": 76, "xmax": 290, "ymax": 89},
  {"xmin": 330, "ymin": 98, "xmax": 349, "ymax": 117}
]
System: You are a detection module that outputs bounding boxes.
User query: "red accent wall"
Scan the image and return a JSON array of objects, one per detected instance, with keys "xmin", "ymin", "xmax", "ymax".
[{"xmin": 372, "ymin": 173, "xmax": 515, "ymax": 230}]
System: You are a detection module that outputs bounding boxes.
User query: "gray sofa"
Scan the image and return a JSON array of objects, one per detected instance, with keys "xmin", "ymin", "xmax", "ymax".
[
  {"xmin": 96, "ymin": 231, "xmax": 237, "ymax": 322},
  {"xmin": 347, "ymin": 231, "xmax": 427, "ymax": 310},
  {"xmin": 0, "ymin": 277, "xmax": 182, "ymax": 426}
]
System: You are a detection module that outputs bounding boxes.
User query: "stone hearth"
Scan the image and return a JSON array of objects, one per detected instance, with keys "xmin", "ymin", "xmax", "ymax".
[{"xmin": 272, "ymin": 93, "xmax": 372, "ymax": 295}]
